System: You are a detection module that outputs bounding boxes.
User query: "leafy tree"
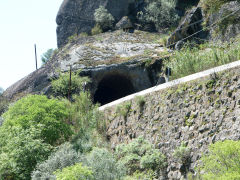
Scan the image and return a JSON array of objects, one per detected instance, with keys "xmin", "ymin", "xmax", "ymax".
[
  {"xmin": 199, "ymin": 140, "xmax": 240, "ymax": 179},
  {"xmin": 138, "ymin": 0, "xmax": 179, "ymax": 30},
  {"xmin": 41, "ymin": 48, "xmax": 54, "ymax": 64},
  {"xmin": 32, "ymin": 143, "xmax": 81, "ymax": 179},
  {"xmin": 2, "ymin": 95, "xmax": 72, "ymax": 145},
  {"xmin": 54, "ymin": 163, "xmax": 94, "ymax": 180},
  {"xmin": 94, "ymin": 6, "xmax": 115, "ymax": 30},
  {"xmin": 0, "ymin": 126, "xmax": 52, "ymax": 179},
  {"xmin": 51, "ymin": 71, "xmax": 90, "ymax": 98}
]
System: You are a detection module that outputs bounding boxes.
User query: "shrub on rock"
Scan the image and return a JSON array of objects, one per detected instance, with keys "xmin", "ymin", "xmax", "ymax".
[{"xmin": 94, "ymin": 6, "xmax": 115, "ymax": 30}]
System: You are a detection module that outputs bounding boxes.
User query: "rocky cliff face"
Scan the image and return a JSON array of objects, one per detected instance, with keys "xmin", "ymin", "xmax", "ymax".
[
  {"xmin": 208, "ymin": 1, "xmax": 240, "ymax": 42},
  {"xmin": 56, "ymin": 0, "xmax": 133, "ymax": 47},
  {"xmin": 103, "ymin": 64, "xmax": 240, "ymax": 179},
  {"xmin": 56, "ymin": 0, "xmax": 200, "ymax": 48},
  {"xmin": 167, "ymin": 0, "xmax": 240, "ymax": 48}
]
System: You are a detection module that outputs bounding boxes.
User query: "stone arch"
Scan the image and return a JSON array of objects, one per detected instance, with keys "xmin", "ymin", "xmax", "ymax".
[{"xmin": 94, "ymin": 73, "xmax": 135, "ymax": 105}]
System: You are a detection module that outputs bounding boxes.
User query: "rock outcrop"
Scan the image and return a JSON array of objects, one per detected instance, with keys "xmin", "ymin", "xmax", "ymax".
[
  {"xmin": 56, "ymin": 0, "xmax": 132, "ymax": 48},
  {"xmin": 168, "ymin": 0, "xmax": 240, "ymax": 48},
  {"xmin": 167, "ymin": 7, "xmax": 207, "ymax": 48},
  {"xmin": 56, "ymin": 0, "xmax": 200, "ymax": 48},
  {"xmin": 208, "ymin": 1, "xmax": 240, "ymax": 42},
  {"xmin": 3, "ymin": 31, "xmax": 166, "ymax": 104},
  {"xmin": 115, "ymin": 16, "xmax": 133, "ymax": 30}
]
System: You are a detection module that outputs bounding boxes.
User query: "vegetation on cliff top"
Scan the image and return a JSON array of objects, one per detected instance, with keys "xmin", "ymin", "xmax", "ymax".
[{"xmin": 167, "ymin": 36, "xmax": 240, "ymax": 80}]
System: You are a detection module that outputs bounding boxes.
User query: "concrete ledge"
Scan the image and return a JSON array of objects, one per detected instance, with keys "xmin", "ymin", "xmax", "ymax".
[{"xmin": 100, "ymin": 60, "xmax": 240, "ymax": 110}]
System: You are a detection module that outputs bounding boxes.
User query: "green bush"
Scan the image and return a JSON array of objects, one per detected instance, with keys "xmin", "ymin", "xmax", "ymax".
[
  {"xmin": 138, "ymin": 0, "xmax": 179, "ymax": 30},
  {"xmin": 54, "ymin": 163, "xmax": 93, "ymax": 180},
  {"xmin": 116, "ymin": 101, "xmax": 132, "ymax": 118},
  {"xmin": 91, "ymin": 24, "xmax": 103, "ymax": 35},
  {"xmin": 71, "ymin": 132, "xmax": 94, "ymax": 153},
  {"xmin": 173, "ymin": 142, "xmax": 191, "ymax": 164},
  {"xmin": 83, "ymin": 147, "xmax": 126, "ymax": 180},
  {"xmin": 115, "ymin": 136, "xmax": 166, "ymax": 175},
  {"xmin": 2, "ymin": 95, "xmax": 72, "ymax": 145},
  {"xmin": 66, "ymin": 92, "xmax": 102, "ymax": 138},
  {"xmin": 135, "ymin": 96, "xmax": 145, "ymax": 109},
  {"xmin": 32, "ymin": 143, "xmax": 81, "ymax": 180},
  {"xmin": 51, "ymin": 71, "xmax": 90, "ymax": 97},
  {"xmin": 0, "ymin": 125, "xmax": 52, "ymax": 179},
  {"xmin": 64, "ymin": 91, "xmax": 105, "ymax": 153},
  {"xmin": 94, "ymin": 6, "xmax": 115, "ymax": 30},
  {"xmin": 199, "ymin": 140, "xmax": 240, "ymax": 179}
]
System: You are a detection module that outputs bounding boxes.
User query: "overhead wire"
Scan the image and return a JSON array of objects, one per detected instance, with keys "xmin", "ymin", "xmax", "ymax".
[
  {"xmin": 165, "ymin": 6, "xmax": 240, "ymax": 49},
  {"xmin": 154, "ymin": 6, "xmax": 240, "ymax": 87}
]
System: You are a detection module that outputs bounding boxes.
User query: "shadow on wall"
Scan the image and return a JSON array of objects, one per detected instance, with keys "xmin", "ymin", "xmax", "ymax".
[{"xmin": 93, "ymin": 73, "xmax": 135, "ymax": 105}]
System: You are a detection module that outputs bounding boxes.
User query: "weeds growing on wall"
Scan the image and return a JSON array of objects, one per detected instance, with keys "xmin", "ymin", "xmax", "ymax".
[
  {"xmin": 135, "ymin": 96, "xmax": 146, "ymax": 112},
  {"xmin": 116, "ymin": 101, "xmax": 132, "ymax": 118}
]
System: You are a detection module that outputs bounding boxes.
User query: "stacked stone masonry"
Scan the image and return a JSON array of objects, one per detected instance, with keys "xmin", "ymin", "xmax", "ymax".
[{"xmin": 103, "ymin": 66, "xmax": 240, "ymax": 179}]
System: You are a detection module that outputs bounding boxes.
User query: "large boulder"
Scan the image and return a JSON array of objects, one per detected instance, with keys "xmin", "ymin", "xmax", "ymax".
[
  {"xmin": 56, "ymin": 0, "xmax": 132, "ymax": 48},
  {"xmin": 116, "ymin": 16, "xmax": 133, "ymax": 30},
  {"xmin": 167, "ymin": 7, "xmax": 207, "ymax": 49}
]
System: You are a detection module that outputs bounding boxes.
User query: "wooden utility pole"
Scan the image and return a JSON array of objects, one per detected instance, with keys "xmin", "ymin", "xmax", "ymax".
[
  {"xmin": 34, "ymin": 44, "xmax": 38, "ymax": 70},
  {"xmin": 68, "ymin": 65, "xmax": 72, "ymax": 101}
]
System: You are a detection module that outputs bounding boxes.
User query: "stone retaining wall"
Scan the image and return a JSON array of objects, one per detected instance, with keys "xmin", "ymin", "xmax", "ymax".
[{"xmin": 102, "ymin": 61, "xmax": 240, "ymax": 179}]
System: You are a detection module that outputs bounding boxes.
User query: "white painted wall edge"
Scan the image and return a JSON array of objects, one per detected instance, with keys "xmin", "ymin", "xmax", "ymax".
[{"xmin": 99, "ymin": 60, "xmax": 240, "ymax": 111}]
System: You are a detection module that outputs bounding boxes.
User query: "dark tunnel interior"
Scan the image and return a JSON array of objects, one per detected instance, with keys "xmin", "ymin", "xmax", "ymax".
[{"xmin": 94, "ymin": 74, "xmax": 135, "ymax": 105}]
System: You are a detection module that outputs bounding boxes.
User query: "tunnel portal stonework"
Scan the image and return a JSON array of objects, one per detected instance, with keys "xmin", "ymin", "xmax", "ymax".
[
  {"xmin": 93, "ymin": 73, "xmax": 135, "ymax": 105},
  {"xmin": 79, "ymin": 58, "xmax": 163, "ymax": 105}
]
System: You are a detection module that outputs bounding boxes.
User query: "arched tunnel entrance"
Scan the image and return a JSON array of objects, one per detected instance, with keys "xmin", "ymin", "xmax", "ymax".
[{"xmin": 94, "ymin": 74, "xmax": 135, "ymax": 105}]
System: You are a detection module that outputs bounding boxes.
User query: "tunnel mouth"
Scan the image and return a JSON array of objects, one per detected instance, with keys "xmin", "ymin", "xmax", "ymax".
[{"xmin": 94, "ymin": 74, "xmax": 135, "ymax": 105}]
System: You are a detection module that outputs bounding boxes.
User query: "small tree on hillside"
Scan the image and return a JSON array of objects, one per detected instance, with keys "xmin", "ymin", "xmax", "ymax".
[
  {"xmin": 94, "ymin": 6, "xmax": 115, "ymax": 30},
  {"xmin": 41, "ymin": 49, "xmax": 55, "ymax": 64}
]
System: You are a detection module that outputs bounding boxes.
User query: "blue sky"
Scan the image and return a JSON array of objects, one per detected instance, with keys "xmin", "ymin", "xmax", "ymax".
[{"xmin": 0, "ymin": 0, "xmax": 63, "ymax": 89}]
